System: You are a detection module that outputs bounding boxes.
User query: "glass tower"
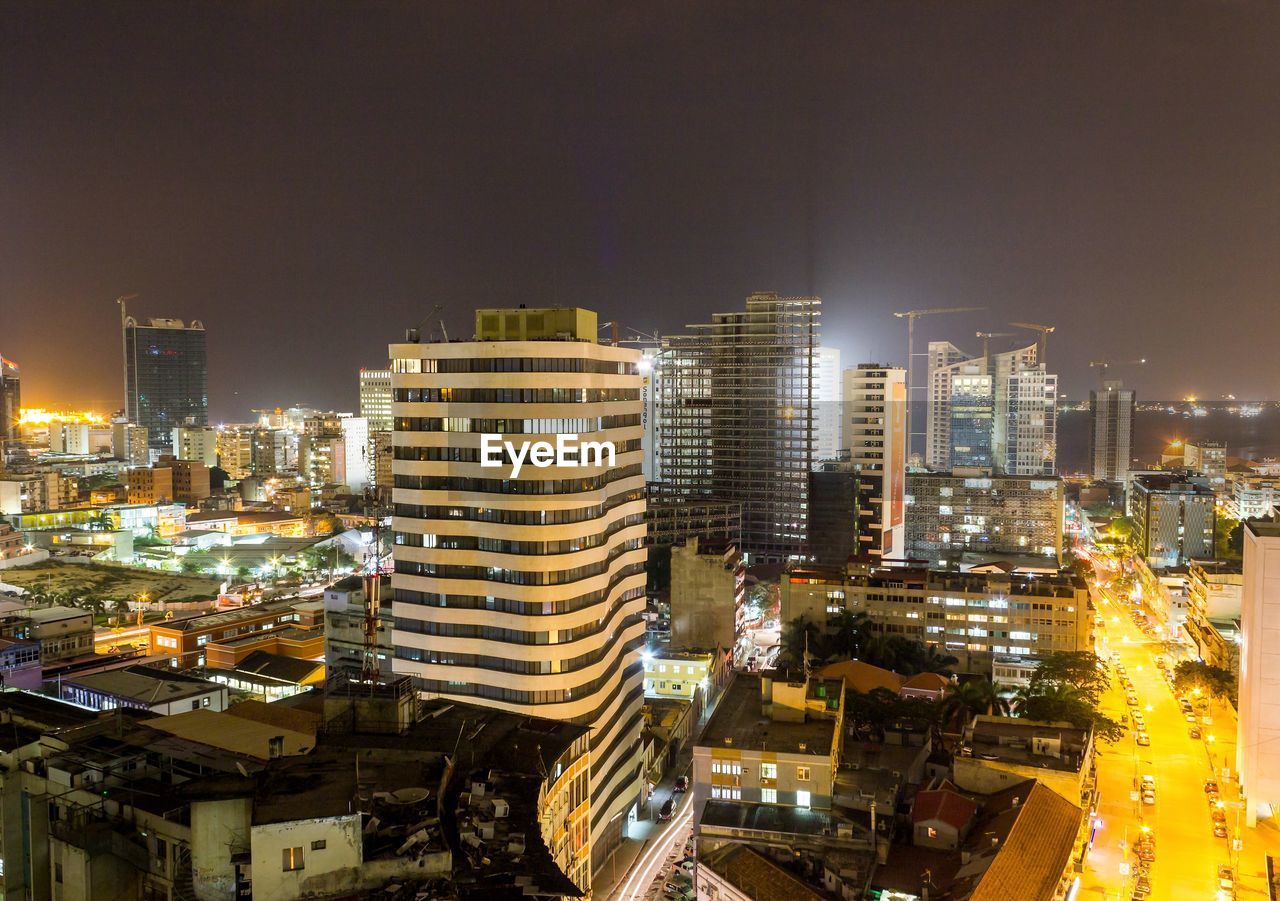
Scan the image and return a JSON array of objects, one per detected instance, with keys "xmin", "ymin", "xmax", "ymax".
[{"xmin": 122, "ymin": 309, "xmax": 208, "ymax": 450}]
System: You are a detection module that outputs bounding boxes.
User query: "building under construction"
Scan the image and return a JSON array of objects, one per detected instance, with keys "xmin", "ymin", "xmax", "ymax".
[{"xmin": 657, "ymin": 293, "xmax": 820, "ymax": 562}]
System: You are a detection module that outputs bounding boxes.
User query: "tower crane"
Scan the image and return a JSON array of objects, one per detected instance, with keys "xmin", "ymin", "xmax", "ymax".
[
  {"xmin": 975, "ymin": 331, "xmax": 1016, "ymax": 360},
  {"xmin": 893, "ymin": 306, "xmax": 985, "ymax": 457},
  {"xmin": 1089, "ymin": 358, "xmax": 1146, "ymax": 382},
  {"xmin": 1009, "ymin": 322, "xmax": 1056, "ymax": 365}
]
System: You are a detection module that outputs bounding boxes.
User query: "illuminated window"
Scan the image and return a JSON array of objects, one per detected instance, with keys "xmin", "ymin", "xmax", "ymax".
[
  {"xmin": 797, "ymin": 766, "xmax": 811, "ymax": 781},
  {"xmin": 761, "ymin": 788, "xmax": 777, "ymax": 803},
  {"xmin": 282, "ymin": 847, "xmax": 304, "ymax": 871},
  {"xmin": 760, "ymin": 763, "xmax": 777, "ymax": 779}
]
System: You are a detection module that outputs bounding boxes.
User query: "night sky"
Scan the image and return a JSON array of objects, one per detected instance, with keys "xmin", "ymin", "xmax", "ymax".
[{"xmin": 4, "ymin": 2, "xmax": 1279, "ymax": 420}]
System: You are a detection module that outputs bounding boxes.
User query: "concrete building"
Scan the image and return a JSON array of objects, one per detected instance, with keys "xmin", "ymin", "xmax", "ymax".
[
  {"xmin": 127, "ymin": 465, "xmax": 175, "ymax": 504},
  {"xmin": 905, "ymin": 470, "xmax": 1064, "ymax": 562},
  {"xmin": 841, "ymin": 363, "xmax": 907, "ymax": 560},
  {"xmin": 1185, "ymin": 558, "xmax": 1243, "ymax": 667},
  {"xmin": 669, "ymin": 537, "xmax": 744, "ymax": 651},
  {"xmin": 172, "ymin": 425, "xmax": 219, "ymax": 468},
  {"xmin": 358, "ymin": 366, "xmax": 393, "ymax": 431},
  {"xmin": 657, "ymin": 293, "xmax": 821, "ymax": 562},
  {"xmin": 389, "ymin": 305, "xmax": 647, "ymax": 871},
  {"xmin": 1089, "ymin": 379, "xmax": 1135, "ymax": 483},
  {"xmin": 215, "ymin": 425, "xmax": 255, "ymax": 478},
  {"xmin": 0, "ymin": 353, "xmax": 18, "ymax": 441},
  {"xmin": 167, "ymin": 457, "xmax": 212, "ymax": 505},
  {"xmin": 955, "ymin": 715, "xmax": 1094, "ymax": 808},
  {"xmin": 149, "ymin": 597, "xmax": 325, "ymax": 667},
  {"xmin": 814, "ymin": 345, "xmax": 842, "ymax": 460},
  {"xmin": 1239, "ymin": 520, "xmax": 1280, "ymax": 824},
  {"xmin": 1001, "ymin": 364, "xmax": 1057, "ymax": 476},
  {"xmin": 111, "ymin": 419, "xmax": 150, "ymax": 466},
  {"xmin": 925, "ymin": 341, "xmax": 972, "ymax": 470},
  {"xmin": 949, "ymin": 364, "xmax": 995, "ymax": 469},
  {"xmin": 782, "ymin": 564, "xmax": 1089, "ymax": 671},
  {"xmin": 121, "ymin": 302, "xmax": 208, "ymax": 450},
  {"xmin": 1184, "ymin": 440, "xmax": 1227, "ymax": 488},
  {"xmin": 1232, "ymin": 476, "xmax": 1280, "ymax": 520},
  {"xmin": 27, "ymin": 605, "xmax": 96, "ymax": 662},
  {"xmin": 1128, "ymin": 473, "xmax": 1216, "ymax": 567},
  {"xmin": 340, "ymin": 415, "xmax": 369, "ymax": 493},
  {"xmin": 59, "ymin": 665, "xmax": 228, "ymax": 714},
  {"xmin": 323, "ymin": 574, "xmax": 392, "ymax": 679},
  {"xmin": 644, "ymin": 482, "xmax": 742, "ymax": 549},
  {"xmin": 49, "ymin": 421, "xmax": 92, "ymax": 455}
]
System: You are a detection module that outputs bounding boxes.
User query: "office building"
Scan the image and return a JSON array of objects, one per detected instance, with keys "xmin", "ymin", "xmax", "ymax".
[
  {"xmin": 639, "ymin": 346, "xmax": 660, "ymax": 481},
  {"xmin": 1089, "ymin": 379, "xmax": 1135, "ymax": 483},
  {"xmin": 359, "ymin": 366, "xmax": 394, "ymax": 431},
  {"xmin": 0, "ymin": 353, "xmax": 18, "ymax": 441},
  {"xmin": 669, "ymin": 537, "xmax": 745, "ymax": 651},
  {"xmin": 389, "ymin": 305, "xmax": 647, "ymax": 875},
  {"xmin": 658, "ymin": 292, "xmax": 820, "ymax": 561},
  {"xmin": 172, "ymin": 425, "xmax": 219, "ymax": 468},
  {"xmin": 906, "ymin": 470, "xmax": 1064, "ymax": 561},
  {"xmin": 1001, "ymin": 364, "xmax": 1058, "ymax": 476},
  {"xmin": 815, "ymin": 345, "xmax": 842, "ymax": 460},
  {"xmin": 840, "ymin": 363, "xmax": 907, "ymax": 559},
  {"xmin": 111, "ymin": 418, "xmax": 150, "ymax": 466},
  {"xmin": 1240, "ymin": 520, "xmax": 1280, "ymax": 825},
  {"xmin": 1128, "ymin": 473, "xmax": 1216, "ymax": 567},
  {"xmin": 121, "ymin": 304, "xmax": 208, "ymax": 449},
  {"xmin": 949, "ymin": 364, "xmax": 994, "ymax": 468},
  {"xmin": 782, "ymin": 563, "xmax": 1090, "ymax": 670}
]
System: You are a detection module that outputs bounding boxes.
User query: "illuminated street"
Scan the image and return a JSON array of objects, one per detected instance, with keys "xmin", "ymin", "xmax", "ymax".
[{"xmin": 1077, "ymin": 550, "xmax": 1280, "ymax": 901}]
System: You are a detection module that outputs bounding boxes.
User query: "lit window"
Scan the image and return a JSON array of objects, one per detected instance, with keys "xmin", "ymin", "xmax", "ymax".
[
  {"xmin": 797, "ymin": 766, "xmax": 811, "ymax": 781},
  {"xmin": 282, "ymin": 847, "xmax": 304, "ymax": 871},
  {"xmin": 761, "ymin": 788, "xmax": 777, "ymax": 803},
  {"xmin": 760, "ymin": 763, "xmax": 777, "ymax": 779},
  {"xmin": 796, "ymin": 790, "xmax": 811, "ymax": 809}
]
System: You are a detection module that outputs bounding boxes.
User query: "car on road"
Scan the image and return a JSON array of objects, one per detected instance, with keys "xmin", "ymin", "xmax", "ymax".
[
  {"xmin": 1186, "ymin": 712, "xmax": 1198, "ymax": 723},
  {"xmin": 1136, "ymin": 732, "xmax": 1150, "ymax": 746},
  {"xmin": 674, "ymin": 776, "xmax": 688, "ymax": 793},
  {"xmin": 673, "ymin": 859, "xmax": 695, "ymax": 874},
  {"xmin": 659, "ymin": 799, "xmax": 675, "ymax": 821},
  {"xmin": 1208, "ymin": 791, "xmax": 1220, "ymax": 806},
  {"xmin": 1205, "ymin": 779, "xmax": 1220, "ymax": 793},
  {"xmin": 1141, "ymin": 790, "xmax": 1156, "ymax": 806},
  {"xmin": 1190, "ymin": 726, "xmax": 1202, "ymax": 739},
  {"xmin": 1141, "ymin": 774, "xmax": 1156, "ymax": 788},
  {"xmin": 1214, "ymin": 822, "xmax": 1229, "ymax": 838},
  {"xmin": 1211, "ymin": 807, "xmax": 1227, "ymax": 824}
]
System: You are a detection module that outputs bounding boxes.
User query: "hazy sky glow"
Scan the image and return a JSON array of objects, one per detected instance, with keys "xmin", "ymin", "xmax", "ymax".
[{"xmin": 4, "ymin": 2, "xmax": 1279, "ymax": 419}]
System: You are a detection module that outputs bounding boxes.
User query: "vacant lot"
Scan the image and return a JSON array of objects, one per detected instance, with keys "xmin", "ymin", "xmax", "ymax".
[{"xmin": 0, "ymin": 561, "xmax": 222, "ymax": 605}]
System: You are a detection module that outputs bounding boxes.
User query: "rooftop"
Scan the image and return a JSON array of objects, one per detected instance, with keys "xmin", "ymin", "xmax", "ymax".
[
  {"xmin": 217, "ymin": 650, "xmax": 324, "ymax": 685},
  {"xmin": 156, "ymin": 598, "xmax": 301, "ymax": 633},
  {"xmin": 699, "ymin": 673, "xmax": 839, "ymax": 756},
  {"xmin": 26, "ymin": 605, "xmax": 91, "ymax": 623},
  {"xmin": 146, "ymin": 708, "xmax": 314, "ymax": 759},
  {"xmin": 63, "ymin": 664, "xmax": 223, "ymax": 705},
  {"xmin": 964, "ymin": 716, "xmax": 1091, "ymax": 775},
  {"xmin": 697, "ymin": 844, "xmax": 829, "ymax": 901}
]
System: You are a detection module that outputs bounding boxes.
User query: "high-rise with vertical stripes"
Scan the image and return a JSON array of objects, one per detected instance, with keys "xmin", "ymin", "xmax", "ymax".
[{"xmin": 388, "ymin": 306, "xmax": 647, "ymax": 887}]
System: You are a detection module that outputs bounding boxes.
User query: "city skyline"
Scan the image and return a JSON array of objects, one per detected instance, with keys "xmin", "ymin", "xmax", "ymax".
[{"xmin": 5, "ymin": 2, "xmax": 1280, "ymax": 415}]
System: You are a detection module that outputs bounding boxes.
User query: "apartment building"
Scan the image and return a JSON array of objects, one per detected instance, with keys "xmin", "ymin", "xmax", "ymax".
[
  {"xmin": 905, "ymin": 470, "xmax": 1064, "ymax": 562},
  {"xmin": 782, "ymin": 564, "xmax": 1090, "ymax": 670}
]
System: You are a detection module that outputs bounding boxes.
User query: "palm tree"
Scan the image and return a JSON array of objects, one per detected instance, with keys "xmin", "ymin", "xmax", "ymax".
[
  {"xmin": 941, "ymin": 679, "xmax": 1007, "ymax": 730},
  {"xmin": 826, "ymin": 609, "xmax": 872, "ymax": 660},
  {"xmin": 1014, "ymin": 681, "xmax": 1084, "ymax": 722},
  {"xmin": 779, "ymin": 616, "xmax": 821, "ymax": 668}
]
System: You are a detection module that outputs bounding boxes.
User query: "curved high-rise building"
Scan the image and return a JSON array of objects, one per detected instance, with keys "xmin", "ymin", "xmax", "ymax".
[{"xmin": 389, "ymin": 306, "xmax": 647, "ymax": 888}]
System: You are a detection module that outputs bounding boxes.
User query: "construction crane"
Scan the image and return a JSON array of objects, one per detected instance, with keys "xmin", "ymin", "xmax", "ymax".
[
  {"xmin": 893, "ymin": 306, "xmax": 985, "ymax": 457},
  {"xmin": 406, "ymin": 304, "xmax": 449, "ymax": 343},
  {"xmin": 1009, "ymin": 322, "xmax": 1056, "ymax": 365},
  {"xmin": 975, "ymin": 331, "xmax": 1015, "ymax": 359},
  {"xmin": 1089, "ymin": 358, "xmax": 1146, "ymax": 381}
]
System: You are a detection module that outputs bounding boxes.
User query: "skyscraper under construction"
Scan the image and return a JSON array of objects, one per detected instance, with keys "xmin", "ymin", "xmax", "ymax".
[{"xmin": 657, "ymin": 292, "xmax": 820, "ymax": 562}]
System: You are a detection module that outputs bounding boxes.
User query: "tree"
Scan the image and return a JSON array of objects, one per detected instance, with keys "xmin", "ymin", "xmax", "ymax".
[
  {"xmin": 1215, "ymin": 517, "xmax": 1244, "ymax": 560},
  {"xmin": 825, "ymin": 609, "xmax": 872, "ymax": 660},
  {"xmin": 1173, "ymin": 660, "xmax": 1236, "ymax": 702},
  {"xmin": 1108, "ymin": 516, "xmax": 1136, "ymax": 542},
  {"xmin": 779, "ymin": 616, "xmax": 820, "ymax": 668},
  {"xmin": 1028, "ymin": 651, "xmax": 1110, "ymax": 706},
  {"xmin": 940, "ymin": 679, "xmax": 1005, "ymax": 730},
  {"xmin": 1015, "ymin": 681, "xmax": 1126, "ymax": 743}
]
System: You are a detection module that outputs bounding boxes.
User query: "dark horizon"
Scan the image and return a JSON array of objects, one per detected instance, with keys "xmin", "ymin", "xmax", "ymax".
[{"xmin": 5, "ymin": 2, "xmax": 1279, "ymax": 420}]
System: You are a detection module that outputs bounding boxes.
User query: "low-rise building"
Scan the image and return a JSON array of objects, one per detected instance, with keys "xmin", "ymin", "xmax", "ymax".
[
  {"xmin": 322, "ymin": 574, "xmax": 392, "ymax": 680},
  {"xmin": 203, "ymin": 650, "xmax": 325, "ymax": 701},
  {"xmin": 1231, "ymin": 475, "xmax": 1280, "ymax": 520},
  {"xmin": 185, "ymin": 509, "xmax": 306, "ymax": 538},
  {"xmin": 149, "ymin": 598, "xmax": 325, "ymax": 667},
  {"xmin": 954, "ymin": 715, "xmax": 1094, "ymax": 808},
  {"xmin": 27, "ymin": 604, "xmax": 95, "ymax": 662},
  {"xmin": 59, "ymin": 664, "xmax": 229, "ymax": 714}
]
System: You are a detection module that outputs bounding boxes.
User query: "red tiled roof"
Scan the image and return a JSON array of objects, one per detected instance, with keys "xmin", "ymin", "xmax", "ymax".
[{"xmin": 912, "ymin": 788, "xmax": 978, "ymax": 831}]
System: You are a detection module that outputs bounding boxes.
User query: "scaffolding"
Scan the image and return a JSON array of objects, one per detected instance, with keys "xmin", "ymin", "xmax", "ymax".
[{"xmin": 657, "ymin": 293, "xmax": 820, "ymax": 562}]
